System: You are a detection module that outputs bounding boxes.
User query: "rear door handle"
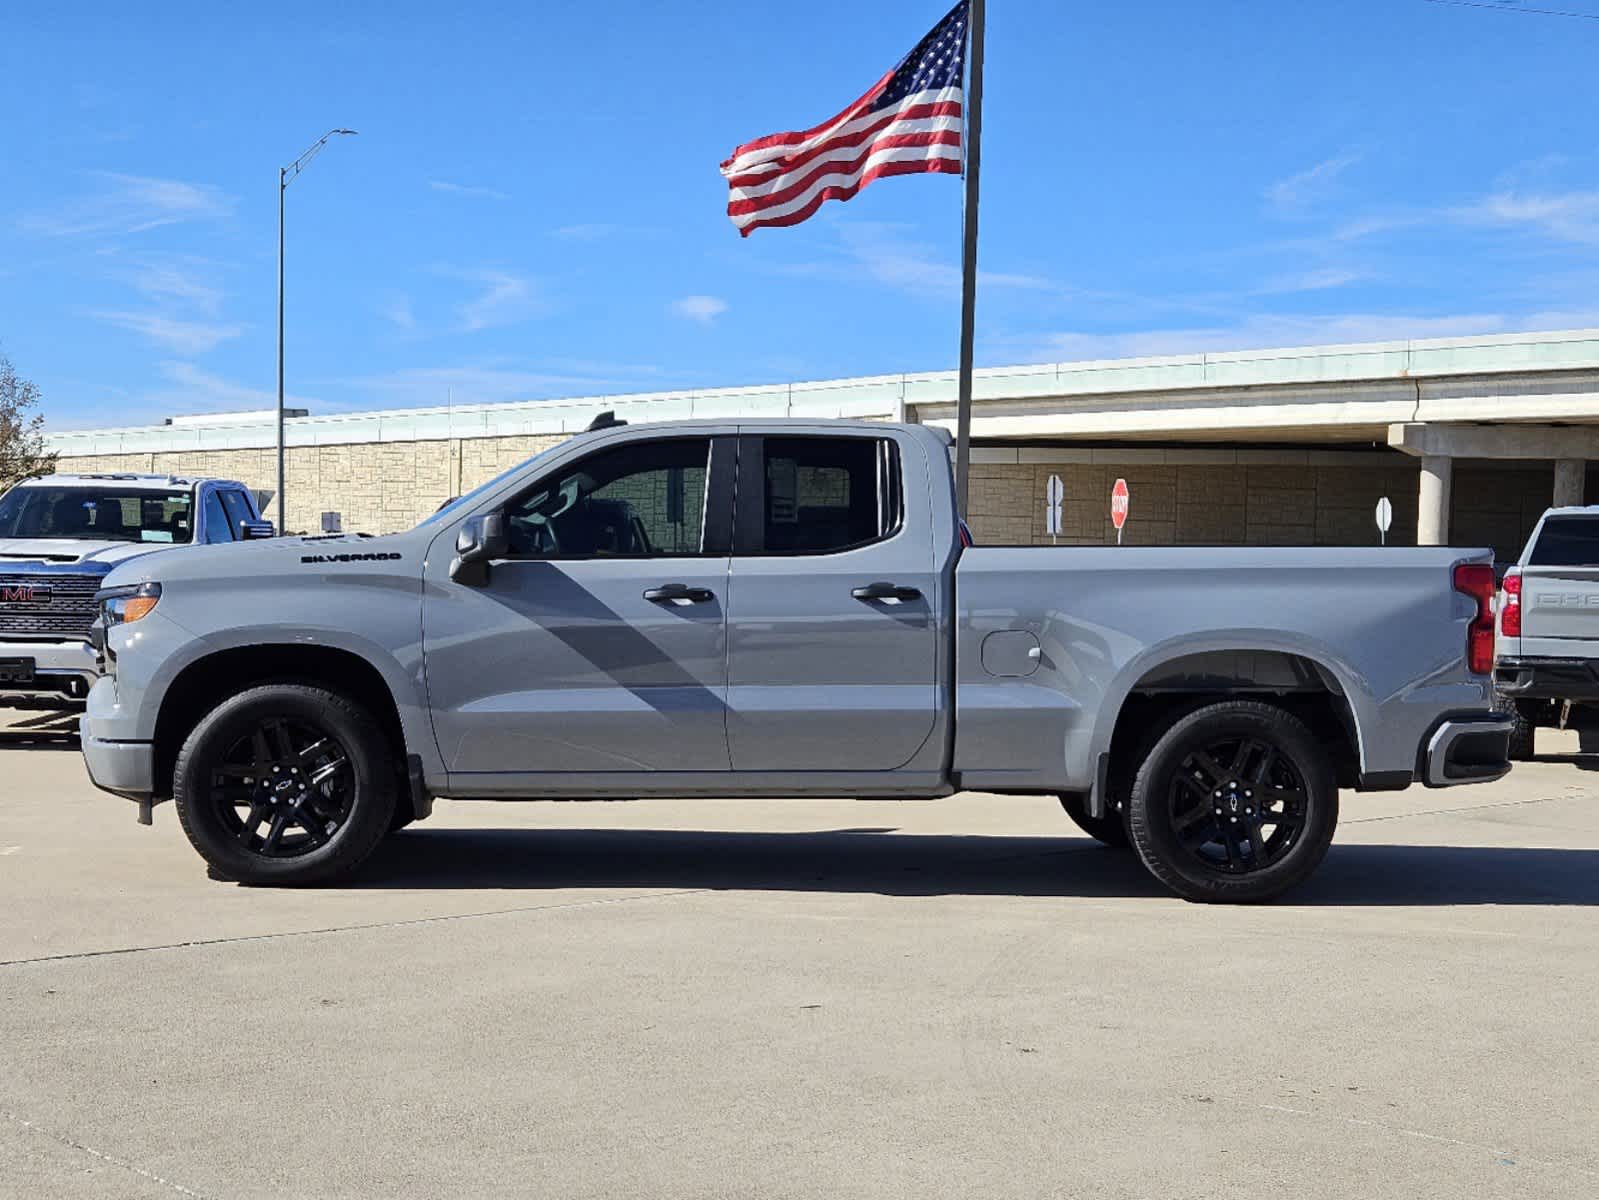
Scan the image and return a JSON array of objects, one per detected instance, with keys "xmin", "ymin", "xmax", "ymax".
[
  {"xmin": 851, "ymin": 581, "xmax": 922, "ymax": 603},
  {"xmin": 644, "ymin": 583, "xmax": 716, "ymax": 605}
]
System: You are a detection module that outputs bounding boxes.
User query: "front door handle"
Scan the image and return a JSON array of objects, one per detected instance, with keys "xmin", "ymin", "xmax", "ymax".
[
  {"xmin": 851, "ymin": 581, "xmax": 922, "ymax": 603},
  {"xmin": 644, "ymin": 583, "xmax": 716, "ymax": 605}
]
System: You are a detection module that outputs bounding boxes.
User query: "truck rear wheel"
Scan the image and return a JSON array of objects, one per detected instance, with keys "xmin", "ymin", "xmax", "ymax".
[
  {"xmin": 1126, "ymin": 700, "xmax": 1337, "ymax": 904},
  {"xmin": 1058, "ymin": 794, "xmax": 1130, "ymax": 848},
  {"xmin": 1499, "ymin": 695, "xmax": 1536, "ymax": 761},
  {"xmin": 172, "ymin": 684, "xmax": 397, "ymax": 885}
]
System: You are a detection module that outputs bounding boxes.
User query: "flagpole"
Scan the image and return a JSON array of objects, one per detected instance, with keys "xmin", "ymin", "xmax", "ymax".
[{"xmin": 954, "ymin": 0, "xmax": 986, "ymax": 521}]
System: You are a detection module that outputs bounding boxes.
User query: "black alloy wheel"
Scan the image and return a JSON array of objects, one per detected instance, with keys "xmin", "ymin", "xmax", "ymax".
[
  {"xmin": 1127, "ymin": 700, "xmax": 1337, "ymax": 903},
  {"xmin": 1165, "ymin": 734, "xmax": 1309, "ymax": 874},
  {"xmin": 173, "ymin": 684, "xmax": 398, "ymax": 885},
  {"xmin": 208, "ymin": 718, "xmax": 356, "ymax": 858}
]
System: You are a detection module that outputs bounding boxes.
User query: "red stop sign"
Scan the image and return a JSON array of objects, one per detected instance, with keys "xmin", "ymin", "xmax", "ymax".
[{"xmin": 1110, "ymin": 478, "xmax": 1130, "ymax": 530}]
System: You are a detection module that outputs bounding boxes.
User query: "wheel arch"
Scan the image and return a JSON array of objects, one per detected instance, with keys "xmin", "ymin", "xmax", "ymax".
[
  {"xmin": 151, "ymin": 643, "xmax": 414, "ymax": 803},
  {"xmin": 1092, "ymin": 644, "xmax": 1367, "ymax": 816}
]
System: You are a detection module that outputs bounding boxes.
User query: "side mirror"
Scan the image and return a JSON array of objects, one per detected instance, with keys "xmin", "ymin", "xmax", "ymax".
[
  {"xmin": 450, "ymin": 512, "xmax": 509, "ymax": 586},
  {"xmin": 240, "ymin": 519, "xmax": 276, "ymax": 541}
]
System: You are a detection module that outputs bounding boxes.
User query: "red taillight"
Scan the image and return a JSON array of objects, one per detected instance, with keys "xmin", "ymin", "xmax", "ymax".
[
  {"xmin": 1453, "ymin": 563, "xmax": 1496, "ymax": 675},
  {"xmin": 1500, "ymin": 571, "xmax": 1522, "ymax": 638}
]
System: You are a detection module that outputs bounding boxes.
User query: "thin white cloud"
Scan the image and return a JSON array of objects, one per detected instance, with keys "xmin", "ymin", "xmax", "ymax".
[
  {"xmin": 1459, "ymin": 189, "xmax": 1599, "ymax": 245},
  {"xmin": 89, "ymin": 310, "xmax": 244, "ymax": 355},
  {"xmin": 1265, "ymin": 154, "xmax": 1360, "ymax": 217},
  {"xmin": 122, "ymin": 256, "xmax": 226, "ymax": 314},
  {"xmin": 1255, "ymin": 267, "xmax": 1365, "ymax": 295},
  {"xmin": 20, "ymin": 171, "xmax": 233, "ymax": 237},
  {"xmin": 669, "ymin": 295, "xmax": 728, "ymax": 324},
  {"xmin": 775, "ymin": 222, "xmax": 1054, "ymax": 296},
  {"xmin": 437, "ymin": 267, "xmax": 547, "ymax": 332},
  {"xmin": 48, "ymin": 362, "xmax": 329, "ymax": 428},
  {"xmin": 430, "ymin": 180, "xmax": 510, "ymax": 201},
  {"xmin": 381, "ymin": 293, "xmax": 417, "ymax": 331},
  {"xmin": 331, "ymin": 363, "xmax": 670, "ymax": 408}
]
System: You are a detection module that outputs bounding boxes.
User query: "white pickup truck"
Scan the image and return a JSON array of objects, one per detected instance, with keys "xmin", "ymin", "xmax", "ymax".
[
  {"xmin": 0, "ymin": 472, "xmax": 271, "ymax": 701},
  {"xmin": 81, "ymin": 419, "xmax": 1511, "ymax": 902},
  {"xmin": 1494, "ymin": 505, "xmax": 1599, "ymax": 757}
]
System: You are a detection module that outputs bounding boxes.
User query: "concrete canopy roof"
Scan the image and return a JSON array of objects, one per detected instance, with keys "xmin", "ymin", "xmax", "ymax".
[{"xmin": 46, "ymin": 327, "xmax": 1599, "ymax": 457}]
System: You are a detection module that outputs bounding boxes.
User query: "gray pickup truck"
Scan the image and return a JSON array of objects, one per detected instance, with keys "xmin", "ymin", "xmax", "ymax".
[{"xmin": 80, "ymin": 419, "xmax": 1511, "ymax": 902}]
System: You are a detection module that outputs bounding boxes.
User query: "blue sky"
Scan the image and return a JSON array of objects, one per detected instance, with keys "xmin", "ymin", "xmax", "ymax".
[{"xmin": 5, "ymin": 0, "xmax": 1599, "ymax": 430}]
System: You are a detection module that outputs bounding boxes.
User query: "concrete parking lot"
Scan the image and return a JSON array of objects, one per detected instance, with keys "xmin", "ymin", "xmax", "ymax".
[{"xmin": 2, "ymin": 717, "xmax": 1596, "ymax": 1200}]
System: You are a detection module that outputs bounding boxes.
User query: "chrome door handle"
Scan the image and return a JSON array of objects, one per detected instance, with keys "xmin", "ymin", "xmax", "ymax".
[
  {"xmin": 644, "ymin": 584, "xmax": 715, "ymax": 605},
  {"xmin": 851, "ymin": 582, "xmax": 922, "ymax": 603}
]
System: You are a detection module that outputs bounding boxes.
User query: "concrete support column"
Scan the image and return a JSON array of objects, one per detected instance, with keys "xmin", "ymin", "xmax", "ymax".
[
  {"xmin": 1417, "ymin": 455, "xmax": 1453, "ymax": 546},
  {"xmin": 1554, "ymin": 458, "xmax": 1586, "ymax": 508}
]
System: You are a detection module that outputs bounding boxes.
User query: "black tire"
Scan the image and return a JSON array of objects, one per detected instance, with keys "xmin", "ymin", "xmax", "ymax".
[
  {"xmin": 1127, "ymin": 700, "xmax": 1337, "ymax": 904},
  {"xmin": 173, "ymin": 684, "xmax": 398, "ymax": 885},
  {"xmin": 1502, "ymin": 697, "xmax": 1536, "ymax": 762},
  {"xmin": 1059, "ymin": 793, "xmax": 1130, "ymax": 848}
]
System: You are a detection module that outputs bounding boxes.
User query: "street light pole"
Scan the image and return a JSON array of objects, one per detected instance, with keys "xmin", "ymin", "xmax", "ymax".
[{"xmin": 276, "ymin": 128, "xmax": 356, "ymax": 532}]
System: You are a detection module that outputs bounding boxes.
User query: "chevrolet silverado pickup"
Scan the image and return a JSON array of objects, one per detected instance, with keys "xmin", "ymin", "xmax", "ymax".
[
  {"xmin": 80, "ymin": 419, "xmax": 1512, "ymax": 902},
  {"xmin": 0, "ymin": 473, "xmax": 271, "ymax": 701}
]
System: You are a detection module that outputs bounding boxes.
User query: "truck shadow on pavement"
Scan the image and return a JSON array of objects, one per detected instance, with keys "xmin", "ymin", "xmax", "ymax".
[
  {"xmin": 0, "ymin": 705, "xmax": 81, "ymax": 747},
  {"xmin": 355, "ymin": 828, "xmax": 1599, "ymax": 906}
]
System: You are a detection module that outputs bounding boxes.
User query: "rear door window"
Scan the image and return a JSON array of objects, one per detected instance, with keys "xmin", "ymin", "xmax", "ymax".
[
  {"xmin": 739, "ymin": 436, "xmax": 901, "ymax": 555},
  {"xmin": 1528, "ymin": 517, "xmax": 1599, "ymax": 567}
]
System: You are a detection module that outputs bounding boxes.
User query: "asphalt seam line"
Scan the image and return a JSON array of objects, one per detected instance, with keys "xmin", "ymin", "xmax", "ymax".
[
  {"xmin": 1343, "ymin": 792, "xmax": 1579, "ymax": 825},
  {"xmin": 0, "ymin": 888, "xmax": 712, "ymax": 968},
  {"xmin": 3, "ymin": 1108, "xmax": 215, "ymax": 1198}
]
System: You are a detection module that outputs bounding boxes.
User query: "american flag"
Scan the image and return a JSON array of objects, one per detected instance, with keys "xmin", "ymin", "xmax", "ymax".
[{"xmin": 721, "ymin": 2, "xmax": 968, "ymax": 237}]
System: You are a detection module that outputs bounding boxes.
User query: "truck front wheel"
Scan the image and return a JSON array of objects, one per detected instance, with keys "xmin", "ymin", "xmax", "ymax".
[
  {"xmin": 172, "ymin": 684, "xmax": 398, "ymax": 885},
  {"xmin": 1126, "ymin": 700, "xmax": 1337, "ymax": 904}
]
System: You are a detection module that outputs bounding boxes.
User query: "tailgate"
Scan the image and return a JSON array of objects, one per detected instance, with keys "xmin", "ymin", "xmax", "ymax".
[{"xmin": 1521, "ymin": 567, "xmax": 1599, "ymax": 642}]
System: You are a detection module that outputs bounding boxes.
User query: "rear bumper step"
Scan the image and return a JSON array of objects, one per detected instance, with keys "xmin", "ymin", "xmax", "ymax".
[{"xmin": 1424, "ymin": 714, "xmax": 1513, "ymax": 788}]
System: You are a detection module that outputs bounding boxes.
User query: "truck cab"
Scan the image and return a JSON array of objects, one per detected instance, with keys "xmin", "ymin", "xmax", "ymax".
[{"xmin": 0, "ymin": 472, "xmax": 271, "ymax": 701}]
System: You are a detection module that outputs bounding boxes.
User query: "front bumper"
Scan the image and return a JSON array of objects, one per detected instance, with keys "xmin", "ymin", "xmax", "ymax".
[
  {"xmin": 0, "ymin": 639, "xmax": 98, "ymax": 700},
  {"xmin": 80, "ymin": 725, "xmax": 155, "ymax": 801},
  {"xmin": 1493, "ymin": 656, "xmax": 1599, "ymax": 703},
  {"xmin": 1423, "ymin": 713, "xmax": 1513, "ymax": 788}
]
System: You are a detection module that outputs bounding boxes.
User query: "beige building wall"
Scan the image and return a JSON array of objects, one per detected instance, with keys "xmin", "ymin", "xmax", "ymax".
[
  {"xmin": 965, "ymin": 458, "xmax": 1424, "ymax": 550},
  {"xmin": 56, "ymin": 434, "xmax": 565, "ymax": 536},
  {"xmin": 53, "ymin": 435, "xmax": 1567, "ymax": 559}
]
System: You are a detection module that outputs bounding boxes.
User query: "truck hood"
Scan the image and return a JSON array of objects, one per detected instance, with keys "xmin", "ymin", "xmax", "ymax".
[
  {"xmin": 0, "ymin": 538, "xmax": 171, "ymax": 567},
  {"xmin": 100, "ymin": 531, "xmax": 426, "ymax": 590}
]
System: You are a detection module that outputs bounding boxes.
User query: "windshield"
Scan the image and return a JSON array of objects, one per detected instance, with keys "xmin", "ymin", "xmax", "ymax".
[
  {"xmin": 0, "ymin": 485, "xmax": 195, "ymax": 544},
  {"xmin": 412, "ymin": 448, "xmax": 557, "ymax": 531}
]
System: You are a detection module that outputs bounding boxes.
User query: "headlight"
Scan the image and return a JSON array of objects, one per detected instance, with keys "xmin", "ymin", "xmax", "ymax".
[{"xmin": 96, "ymin": 581, "xmax": 162, "ymax": 628}]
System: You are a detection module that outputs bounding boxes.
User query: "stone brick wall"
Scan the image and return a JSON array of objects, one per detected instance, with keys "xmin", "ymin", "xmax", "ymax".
[
  {"xmin": 966, "ymin": 459, "xmax": 1426, "ymax": 548},
  {"xmin": 56, "ymin": 434, "xmax": 565, "ymax": 536},
  {"xmin": 52, "ymin": 437, "xmax": 1579, "ymax": 555}
]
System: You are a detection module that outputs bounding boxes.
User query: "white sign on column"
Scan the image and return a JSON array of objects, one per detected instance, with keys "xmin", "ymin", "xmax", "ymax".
[
  {"xmin": 1045, "ymin": 474, "xmax": 1064, "ymax": 544},
  {"xmin": 1375, "ymin": 496, "xmax": 1392, "ymax": 546}
]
